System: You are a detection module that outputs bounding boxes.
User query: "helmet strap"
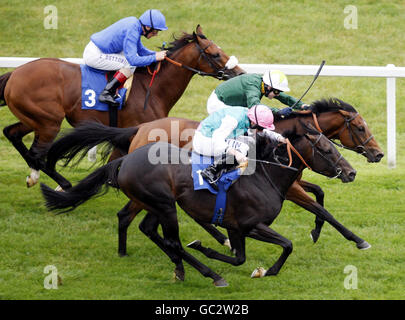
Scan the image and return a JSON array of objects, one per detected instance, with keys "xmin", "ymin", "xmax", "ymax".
[{"xmin": 142, "ymin": 10, "xmax": 155, "ymax": 37}]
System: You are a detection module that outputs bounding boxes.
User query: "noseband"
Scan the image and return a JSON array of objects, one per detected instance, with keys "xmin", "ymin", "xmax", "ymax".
[
  {"xmin": 309, "ymin": 111, "xmax": 374, "ymax": 157},
  {"xmin": 164, "ymin": 41, "xmax": 233, "ymax": 80},
  {"xmin": 331, "ymin": 113, "xmax": 374, "ymax": 156},
  {"xmin": 306, "ymin": 133, "xmax": 344, "ymax": 179}
]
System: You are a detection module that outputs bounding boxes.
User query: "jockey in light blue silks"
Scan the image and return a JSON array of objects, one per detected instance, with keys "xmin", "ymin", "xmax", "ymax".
[
  {"xmin": 193, "ymin": 105, "xmax": 287, "ymax": 190},
  {"xmin": 83, "ymin": 9, "xmax": 168, "ymax": 107}
]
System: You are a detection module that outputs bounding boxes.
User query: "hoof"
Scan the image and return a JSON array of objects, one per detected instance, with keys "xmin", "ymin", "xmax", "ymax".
[
  {"xmin": 187, "ymin": 240, "xmax": 201, "ymax": 250},
  {"xmin": 26, "ymin": 176, "xmax": 37, "ymax": 188},
  {"xmin": 173, "ymin": 267, "xmax": 185, "ymax": 281},
  {"xmin": 251, "ymin": 267, "xmax": 266, "ymax": 278},
  {"xmin": 213, "ymin": 278, "xmax": 228, "ymax": 287},
  {"xmin": 54, "ymin": 185, "xmax": 64, "ymax": 192},
  {"xmin": 357, "ymin": 241, "xmax": 371, "ymax": 250},
  {"xmin": 310, "ymin": 230, "xmax": 320, "ymax": 243},
  {"xmin": 118, "ymin": 253, "xmax": 129, "ymax": 257},
  {"xmin": 223, "ymin": 239, "xmax": 232, "ymax": 250}
]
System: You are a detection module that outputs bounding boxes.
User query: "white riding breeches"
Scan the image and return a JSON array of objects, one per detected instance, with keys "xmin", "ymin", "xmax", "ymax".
[
  {"xmin": 193, "ymin": 131, "xmax": 250, "ymax": 158},
  {"xmin": 83, "ymin": 41, "xmax": 136, "ymax": 74},
  {"xmin": 206, "ymin": 90, "xmax": 243, "ymax": 114}
]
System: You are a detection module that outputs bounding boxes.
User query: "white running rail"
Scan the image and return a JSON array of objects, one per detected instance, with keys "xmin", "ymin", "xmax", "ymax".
[{"xmin": 1, "ymin": 57, "xmax": 404, "ymax": 168}]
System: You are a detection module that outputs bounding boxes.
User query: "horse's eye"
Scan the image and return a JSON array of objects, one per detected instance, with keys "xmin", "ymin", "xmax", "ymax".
[
  {"xmin": 358, "ymin": 126, "xmax": 365, "ymax": 132},
  {"xmin": 212, "ymin": 53, "xmax": 220, "ymax": 59}
]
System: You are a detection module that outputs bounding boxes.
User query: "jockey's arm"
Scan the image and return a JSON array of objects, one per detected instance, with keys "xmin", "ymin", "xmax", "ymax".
[
  {"xmin": 123, "ymin": 33, "xmax": 157, "ymax": 66},
  {"xmin": 275, "ymin": 92, "xmax": 305, "ymax": 110}
]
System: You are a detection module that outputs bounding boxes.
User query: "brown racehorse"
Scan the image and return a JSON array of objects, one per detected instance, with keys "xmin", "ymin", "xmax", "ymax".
[
  {"xmin": 45, "ymin": 97, "xmax": 383, "ymax": 255},
  {"xmin": 0, "ymin": 25, "xmax": 244, "ymax": 189}
]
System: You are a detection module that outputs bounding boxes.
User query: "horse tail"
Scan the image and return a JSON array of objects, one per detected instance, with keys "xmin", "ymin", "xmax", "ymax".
[
  {"xmin": 41, "ymin": 156, "xmax": 124, "ymax": 213},
  {"xmin": 0, "ymin": 72, "xmax": 12, "ymax": 106},
  {"xmin": 46, "ymin": 121, "xmax": 139, "ymax": 171}
]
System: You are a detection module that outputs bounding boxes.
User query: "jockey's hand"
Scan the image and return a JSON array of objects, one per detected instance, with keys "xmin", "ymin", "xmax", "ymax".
[
  {"xmin": 278, "ymin": 136, "xmax": 288, "ymax": 144},
  {"xmin": 155, "ymin": 50, "xmax": 167, "ymax": 61},
  {"xmin": 277, "ymin": 107, "xmax": 293, "ymax": 117},
  {"xmin": 227, "ymin": 148, "xmax": 248, "ymax": 163}
]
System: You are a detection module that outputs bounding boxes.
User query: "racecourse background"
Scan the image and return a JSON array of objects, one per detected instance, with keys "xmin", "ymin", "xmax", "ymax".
[{"xmin": 0, "ymin": 0, "xmax": 404, "ymax": 299}]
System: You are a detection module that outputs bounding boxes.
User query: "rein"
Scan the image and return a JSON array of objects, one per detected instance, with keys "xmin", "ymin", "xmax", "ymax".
[
  {"xmin": 294, "ymin": 109, "xmax": 374, "ymax": 156},
  {"xmin": 143, "ymin": 41, "xmax": 229, "ymax": 110}
]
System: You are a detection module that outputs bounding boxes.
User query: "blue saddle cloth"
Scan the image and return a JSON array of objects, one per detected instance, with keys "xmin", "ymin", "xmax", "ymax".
[
  {"xmin": 191, "ymin": 152, "xmax": 241, "ymax": 225},
  {"xmin": 80, "ymin": 65, "xmax": 127, "ymax": 111}
]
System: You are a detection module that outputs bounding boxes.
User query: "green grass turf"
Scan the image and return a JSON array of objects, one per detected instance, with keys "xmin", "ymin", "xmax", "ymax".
[{"xmin": 0, "ymin": 0, "xmax": 404, "ymax": 299}]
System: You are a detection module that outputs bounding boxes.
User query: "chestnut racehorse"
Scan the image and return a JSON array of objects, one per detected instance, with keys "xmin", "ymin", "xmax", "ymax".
[
  {"xmin": 0, "ymin": 25, "xmax": 244, "ymax": 189},
  {"xmin": 45, "ymin": 98, "xmax": 383, "ymax": 255}
]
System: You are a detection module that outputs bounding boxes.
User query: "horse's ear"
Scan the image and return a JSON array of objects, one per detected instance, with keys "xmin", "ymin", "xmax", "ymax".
[{"xmin": 196, "ymin": 24, "xmax": 203, "ymax": 35}]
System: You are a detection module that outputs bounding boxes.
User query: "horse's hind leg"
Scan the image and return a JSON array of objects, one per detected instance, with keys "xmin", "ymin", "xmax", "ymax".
[
  {"xmin": 117, "ymin": 200, "xmax": 143, "ymax": 257},
  {"xmin": 139, "ymin": 212, "xmax": 185, "ymax": 281},
  {"xmin": 141, "ymin": 210, "xmax": 227, "ymax": 286},
  {"xmin": 3, "ymin": 122, "xmax": 71, "ymax": 189},
  {"xmin": 3, "ymin": 122, "xmax": 34, "ymax": 166}
]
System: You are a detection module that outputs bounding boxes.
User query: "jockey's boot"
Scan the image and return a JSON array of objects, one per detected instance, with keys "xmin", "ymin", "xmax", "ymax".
[
  {"xmin": 98, "ymin": 71, "xmax": 128, "ymax": 107},
  {"xmin": 201, "ymin": 153, "xmax": 237, "ymax": 191}
]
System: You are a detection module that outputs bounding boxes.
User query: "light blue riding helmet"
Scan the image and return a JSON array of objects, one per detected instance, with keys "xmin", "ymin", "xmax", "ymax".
[{"xmin": 139, "ymin": 9, "xmax": 168, "ymax": 31}]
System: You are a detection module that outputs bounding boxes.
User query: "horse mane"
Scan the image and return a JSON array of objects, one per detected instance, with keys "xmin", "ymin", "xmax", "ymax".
[
  {"xmin": 165, "ymin": 31, "xmax": 207, "ymax": 54},
  {"xmin": 273, "ymin": 97, "xmax": 357, "ymax": 122}
]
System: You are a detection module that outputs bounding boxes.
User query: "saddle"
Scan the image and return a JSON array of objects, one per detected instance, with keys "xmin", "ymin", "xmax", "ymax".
[{"xmin": 80, "ymin": 65, "xmax": 133, "ymax": 127}]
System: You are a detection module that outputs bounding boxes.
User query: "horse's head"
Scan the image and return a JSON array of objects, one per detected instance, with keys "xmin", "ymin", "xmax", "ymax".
[
  {"xmin": 167, "ymin": 25, "xmax": 245, "ymax": 80},
  {"xmin": 257, "ymin": 124, "xmax": 356, "ymax": 183},
  {"xmin": 310, "ymin": 98, "xmax": 384, "ymax": 163},
  {"xmin": 299, "ymin": 126, "xmax": 357, "ymax": 183}
]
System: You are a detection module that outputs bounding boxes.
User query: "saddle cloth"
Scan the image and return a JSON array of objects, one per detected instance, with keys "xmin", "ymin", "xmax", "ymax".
[
  {"xmin": 80, "ymin": 65, "xmax": 128, "ymax": 111},
  {"xmin": 191, "ymin": 152, "xmax": 241, "ymax": 225}
]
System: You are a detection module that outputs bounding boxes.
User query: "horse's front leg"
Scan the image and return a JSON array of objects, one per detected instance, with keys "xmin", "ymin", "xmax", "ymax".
[
  {"xmin": 194, "ymin": 220, "xmax": 232, "ymax": 249},
  {"xmin": 187, "ymin": 230, "xmax": 245, "ymax": 266},
  {"xmin": 248, "ymin": 222, "xmax": 293, "ymax": 277},
  {"xmin": 286, "ymin": 181, "xmax": 325, "ymax": 243}
]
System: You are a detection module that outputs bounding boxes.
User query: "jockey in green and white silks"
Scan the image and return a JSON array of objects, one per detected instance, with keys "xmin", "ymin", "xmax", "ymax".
[
  {"xmin": 193, "ymin": 105, "xmax": 287, "ymax": 190},
  {"xmin": 206, "ymin": 70, "xmax": 309, "ymax": 117}
]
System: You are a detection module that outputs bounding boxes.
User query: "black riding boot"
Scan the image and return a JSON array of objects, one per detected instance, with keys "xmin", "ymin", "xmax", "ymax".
[
  {"xmin": 201, "ymin": 153, "xmax": 237, "ymax": 191},
  {"xmin": 99, "ymin": 77, "xmax": 121, "ymax": 107}
]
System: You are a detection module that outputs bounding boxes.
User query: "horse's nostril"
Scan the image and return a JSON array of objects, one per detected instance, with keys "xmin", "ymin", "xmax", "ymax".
[
  {"xmin": 349, "ymin": 170, "xmax": 357, "ymax": 180},
  {"xmin": 376, "ymin": 152, "xmax": 384, "ymax": 162}
]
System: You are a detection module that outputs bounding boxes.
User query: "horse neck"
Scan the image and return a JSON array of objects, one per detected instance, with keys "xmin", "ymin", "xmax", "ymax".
[
  {"xmin": 255, "ymin": 154, "xmax": 303, "ymax": 198},
  {"xmin": 151, "ymin": 43, "xmax": 201, "ymax": 116},
  {"xmin": 315, "ymin": 111, "xmax": 346, "ymax": 139}
]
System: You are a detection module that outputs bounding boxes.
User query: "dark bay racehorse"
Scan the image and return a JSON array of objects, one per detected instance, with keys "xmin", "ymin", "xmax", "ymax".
[
  {"xmin": 41, "ymin": 128, "xmax": 369, "ymax": 286},
  {"xmin": 0, "ymin": 25, "xmax": 244, "ymax": 189},
  {"xmin": 45, "ymin": 98, "xmax": 383, "ymax": 254}
]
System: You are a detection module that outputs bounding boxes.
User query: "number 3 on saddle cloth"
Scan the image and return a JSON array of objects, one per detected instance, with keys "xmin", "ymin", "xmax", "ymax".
[
  {"xmin": 80, "ymin": 65, "xmax": 128, "ymax": 111},
  {"xmin": 191, "ymin": 152, "xmax": 242, "ymax": 226}
]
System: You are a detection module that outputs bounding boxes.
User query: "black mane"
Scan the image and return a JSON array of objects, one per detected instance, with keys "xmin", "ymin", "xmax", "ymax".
[
  {"xmin": 310, "ymin": 98, "xmax": 357, "ymax": 114},
  {"xmin": 165, "ymin": 32, "xmax": 207, "ymax": 54},
  {"xmin": 273, "ymin": 98, "xmax": 357, "ymax": 121}
]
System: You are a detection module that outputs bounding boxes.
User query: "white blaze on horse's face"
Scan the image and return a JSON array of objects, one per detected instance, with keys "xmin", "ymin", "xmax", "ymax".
[{"xmin": 225, "ymin": 56, "xmax": 239, "ymax": 69}]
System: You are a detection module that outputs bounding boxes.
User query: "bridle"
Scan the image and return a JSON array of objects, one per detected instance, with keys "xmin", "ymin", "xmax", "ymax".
[
  {"xmin": 163, "ymin": 40, "xmax": 232, "ymax": 80},
  {"xmin": 305, "ymin": 133, "xmax": 344, "ymax": 179},
  {"xmin": 258, "ymin": 131, "xmax": 344, "ymax": 200},
  {"xmin": 143, "ymin": 38, "xmax": 234, "ymax": 110},
  {"xmin": 310, "ymin": 111, "xmax": 374, "ymax": 157}
]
